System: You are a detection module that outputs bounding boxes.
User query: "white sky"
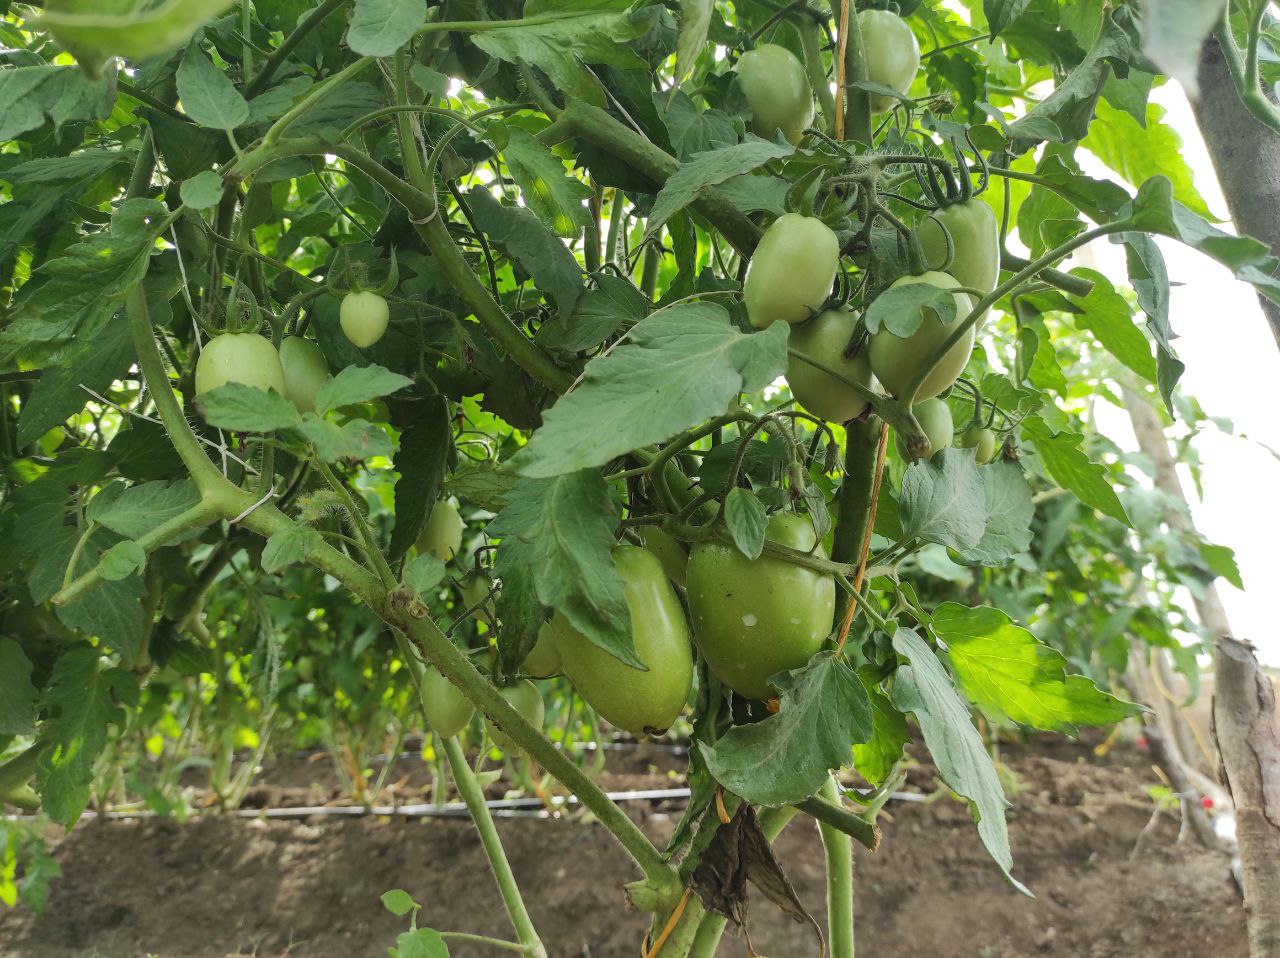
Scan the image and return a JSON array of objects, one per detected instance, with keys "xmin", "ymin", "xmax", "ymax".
[{"xmin": 1084, "ymin": 84, "xmax": 1280, "ymax": 664}]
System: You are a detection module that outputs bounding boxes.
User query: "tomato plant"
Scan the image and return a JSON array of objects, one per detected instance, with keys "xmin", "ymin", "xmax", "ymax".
[
  {"xmin": 687, "ymin": 513, "xmax": 835, "ymax": 701},
  {"xmin": 736, "ymin": 44, "xmax": 814, "ymax": 145},
  {"xmin": 421, "ymin": 666, "xmax": 475, "ymax": 739},
  {"xmin": 278, "ymin": 336, "xmax": 331, "ymax": 414},
  {"xmin": 0, "ymin": 0, "xmax": 1267, "ymax": 954},
  {"xmin": 548, "ymin": 546, "xmax": 693, "ymax": 736},
  {"xmin": 194, "ymin": 334, "xmax": 285, "ymax": 397},
  {"xmin": 857, "ymin": 10, "xmax": 921, "ymax": 114},
  {"xmin": 416, "ymin": 501, "xmax": 464, "ymax": 563},
  {"xmin": 959, "ymin": 424, "xmax": 998, "ymax": 464},
  {"xmin": 485, "ymin": 681, "xmax": 544, "ymax": 754},
  {"xmin": 787, "ymin": 309, "xmax": 873, "ymax": 423},
  {"xmin": 743, "ymin": 213, "xmax": 839, "ymax": 329},
  {"xmin": 868, "ymin": 271, "xmax": 975, "ymax": 400},
  {"xmin": 340, "ymin": 291, "xmax": 390, "ymax": 348},
  {"xmin": 895, "ymin": 397, "xmax": 954, "ymax": 461}
]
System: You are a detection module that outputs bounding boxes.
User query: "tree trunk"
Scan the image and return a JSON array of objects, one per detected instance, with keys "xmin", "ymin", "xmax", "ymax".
[
  {"xmin": 1124, "ymin": 387, "xmax": 1280, "ymax": 956},
  {"xmin": 1193, "ymin": 37, "xmax": 1280, "ymax": 350}
]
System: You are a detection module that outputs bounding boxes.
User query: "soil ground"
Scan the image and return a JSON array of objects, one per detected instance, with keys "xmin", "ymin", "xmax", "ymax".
[{"xmin": 0, "ymin": 736, "xmax": 1245, "ymax": 957}]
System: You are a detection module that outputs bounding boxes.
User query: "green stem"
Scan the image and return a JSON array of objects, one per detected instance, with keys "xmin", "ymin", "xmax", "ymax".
[
  {"xmin": 1000, "ymin": 250, "xmax": 1093, "ymax": 298},
  {"xmin": 438, "ymin": 933, "xmax": 531, "ymax": 953},
  {"xmin": 413, "ymin": 10, "xmax": 609, "ymax": 40},
  {"xmin": 52, "ymin": 499, "xmax": 222, "ymax": 606},
  {"xmin": 830, "ymin": 418, "xmax": 882, "ymax": 618},
  {"xmin": 245, "ymin": 0, "xmax": 348, "ymax": 98},
  {"xmin": 442, "ymin": 735, "xmax": 547, "ymax": 957},
  {"xmin": 832, "ymin": 0, "xmax": 872, "ymax": 144},
  {"xmin": 798, "ymin": 16, "xmax": 838, "ymax": 135},
  {"xmin": 820, "ymin": 775, "xmax": 855, "ymax": 958},
  {"xmin": 384, "ymin": 587, "xmax": 678, "ymax": 899},
  {"xmin": 314, "ymin": 459, "xmax": 398, "ymax": 589},
  {"xmin": 795, "ymin": 793, "xmax": 880, "ymax": 850},
  {"xmin": 262, "ymin": 56, "xmax": 375, "ymax": 146},
  {"xmin": 1213, "ymin": 6, "xmax": 1280, "ymax": 135}
]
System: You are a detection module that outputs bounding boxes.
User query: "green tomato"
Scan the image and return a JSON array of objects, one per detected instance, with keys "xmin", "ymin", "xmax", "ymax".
[
  {"xmin": 736, "ymin": 44, "xmax": 814, "ymax": 145},
  {"xmin": 895, "ymin": 397, "xmax": 954, "ymax": 461},
  {"xmin": 918, "ymin": 200, "xmax": 1001, "ymax": 296},
  {"xmin": 639, "ymin": 527, "xmax": 689, "ymax": 587},
  {"xmin": 744, "ymin": 214, "xmax": 840, "ymax": 330},
  {"xmin": 786, "ymin": 309, "xmax": 874, "ymax": 423},
  {"xmin": 857, "ymin": 9, "xmax": 921, "ymax": 114},
  {"xmin": 549, "ymin": 546, "xmax": 694, "ymax": 737},
  {"xmin": 278, "ymin": 336, "xmax": 331, "ymax": 414},
  {"xmin": 686, "ymin": 513, "xmax": 835, "ymax": 701},
  {"xmin": 421, "ymin": 665, "xmax": 475, "ymax": 738},
  {"xmin": 486, "ymin": 679, "xmax": 545, "ymax": 753},
  {"xmin": 522, "ymin": 623, "xmax": 563, "ymax": 679},
  {"xmin": 194, "ymin": 333, "xmax": 285, "ymax": 397},
  {"xmin": 959, "ymin": 424, "xmax": 997, "ymax": 464},
  {"xmin": 417, "ymin": 500, "xmax": 464, "ymax": 563},
  {"xmin": 868, "ymin": 271, "xmax": 975, "ymax": 401},
  {"xmin": 340, "ymin": 290, "xmax": 390, "ymax": 348}
]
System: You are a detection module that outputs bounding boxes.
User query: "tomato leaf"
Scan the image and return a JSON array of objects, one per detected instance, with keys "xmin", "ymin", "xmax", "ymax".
[
  {"xmin": 644, "ymin": 137, "xmax": 793, "ymax": 243},
  {"xmin": 984, "ymin": 0, "xmax": 1031, "ymax": 37},
  {"xmin": 1022, "ymin": 416, "xmax": 1129, "ymax": 525},
  {"xmin": 467, "ymin": 187, "xmax": 584, "ymax": 317},
  {"xmin": 863, "ymin": 282, "xmax": 958, "ymax": 338},
  {"xmin": 179, "ymin": 170, "xmax": 224, "ymax": 210},
  {"xmin": 346, "ymin": 0, "xmax": 426, "ymax": 58},
  {"xmin": 502, "ymin": 128, "xmax": 594, "ymax": 238},
  {"xmin": 952, "ymin": 460, "xmax": 1034, "ymax": 567},
  {"xmin": 0, "ymin": 639, "xmax": 38, "ymax": 737},
  {"xmin": 443, "ymin": 461, "xmax": 518, "ymax": 513},
  {"xmin": 31, "ymin": 0, "xmax": 236, "ymax": 69},
  {"xmin": 380, "ymin": 889, "xmax": 418, "ymax": 917},
  {"xmin": 700, "ymin": 653, "xmax": 873, "ymax": 806},
  {"xmin": 723, "ymin": 488, "xmax": 767, "ymax": 560},
  {"xmin": 35, "ymin": 646, "xmax": 135, "ymax": 826},
  {"xmin": 932, "ymin": 603, "xmax": 1144, "ymax": 734},
  {"xmin": 97, "ymin": 541, "xmax": 146, "ymax": 581},
  {"xmin": 388, "ymin": 391, "xmax": 453, "ymax": 562},
  {"xmin": 262, "ymin": 526, "xmax": 325, "ymax": 574},
  {"xmin": 469, "ymin": 7, "xmax": 653, "ymax": 108},
  {"xmin": 512, "ymin": 304, "xmax": 788, "ymax": 479},
  {"xmin": 87, "ymin": 479, "xmax": 203, "ymax": 542},
  {"xmin": 674, "ymin": 0, "xmax": 715, "ymax": 86},
  {"xmin": 176, "ymin": 44, "xmax": 249, "ymax": 130},
  {"xmin": 536, "ymin": 273, "xmax": 649, "ymax": 353},
  {"xmin": 850, "ymin": 669, "xmax": 908, "ymax": 786},
  {"xmin": 297, "ymin": 416, "xmax": 397, "ymax": 462},
  {"xmin": 898, "ymin": 448, "xmax": 987, "ymax": 551},
  {"xmin": 402, "ymin": 554, "xmax": 447, "ymax": 599},
  {"xmin": 394, "ymin": 928, "xmax": 449, "ymax": 958},
  {"xmin": 197, "ymin": 384, "xmax": 301, "ymax": 433},
  {"xmin": 313, "ymin": 364, "xmax": 413, "ymax": 416},
  {"xmin": 489, "ymin": 471, "xmax": 640, "ymax": 669},
  {"xmin": 0, "ymin": 65, "xmax": 116, "ymax": 141},
  {"xmin": 889, "ymin": 629, "xmax": 1029, "ymax": 895}
]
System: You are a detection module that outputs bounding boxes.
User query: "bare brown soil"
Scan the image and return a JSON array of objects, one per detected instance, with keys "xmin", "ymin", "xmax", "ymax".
[{"xmin": 0, "ymin": 738, "xmax": 1245, "ymax": 957}]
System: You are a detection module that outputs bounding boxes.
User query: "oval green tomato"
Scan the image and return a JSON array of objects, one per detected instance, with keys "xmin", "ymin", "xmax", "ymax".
[
  {"xmin": 744, "ymin": 214, "xmax": 840, "ymax": 329},
  {"xmin": 895, "ymin": 397, "xmax": 954, "ymax": 461},
  {"xmin": 417, "ymin": 500, "xmax": 464, "ymax": 563},
  {"xmin": 421, "ymin": 665, "xmax": 475, "ymax": 738},
  {"xmin": 550, "ymin": 546, "xmax": 693, "ymax": 736},
  {"xmin": 736, "ymin": 44, "xmax": 814, "ymax": 145},
  {"xmin": 858, "ymin": 9, "xmax": 921, "ymax": 114},
  {"xmin": 868, "ymin": 271, "xmax": 975, "ymax": 401},
  {"xmin": 278, "ymin": 336, "xmax": 331, "ymax": 413},
  {"xmin": 960, "ymin": 424, "xmax": 997, "ymax": 464},
  {"xmin": 522, "ymin": 623, "xmax": 563, "ymax": 678},
  {"xmin": 639, "ymin": 527, "xmax": 689, "ymax": 587},
  {"xmin": 486, "ymin": 679, "xmax": 544, "ymax": 753},
  {"xmin": 339, "ymin": 290, "xmax": 390, "ymax": 348},
  {"xmin": 787, "ymin": 309, "xmax": 874, "ymax": 423},
  {"xmin": 194, "ymin": 333, "xmax": 285, "ymax": 397},
  {"xmin": 686, "ymin": 513, "xmax": 835, "ymax": 700},
  {"xmin": 918, "ymin": 200, "xmax": 1001, "ymax": 296}
]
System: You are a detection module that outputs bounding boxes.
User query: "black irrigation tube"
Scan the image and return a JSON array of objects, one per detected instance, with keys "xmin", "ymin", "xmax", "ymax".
[{"xmin": 2, "ymin": 788, "xmax": 924, "ymax": 824}]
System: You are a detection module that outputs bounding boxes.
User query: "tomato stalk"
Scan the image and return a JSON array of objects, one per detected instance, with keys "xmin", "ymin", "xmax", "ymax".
[{"xmin": 820, "ymin": 775, "xmax": 856, "ymax": 957}]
